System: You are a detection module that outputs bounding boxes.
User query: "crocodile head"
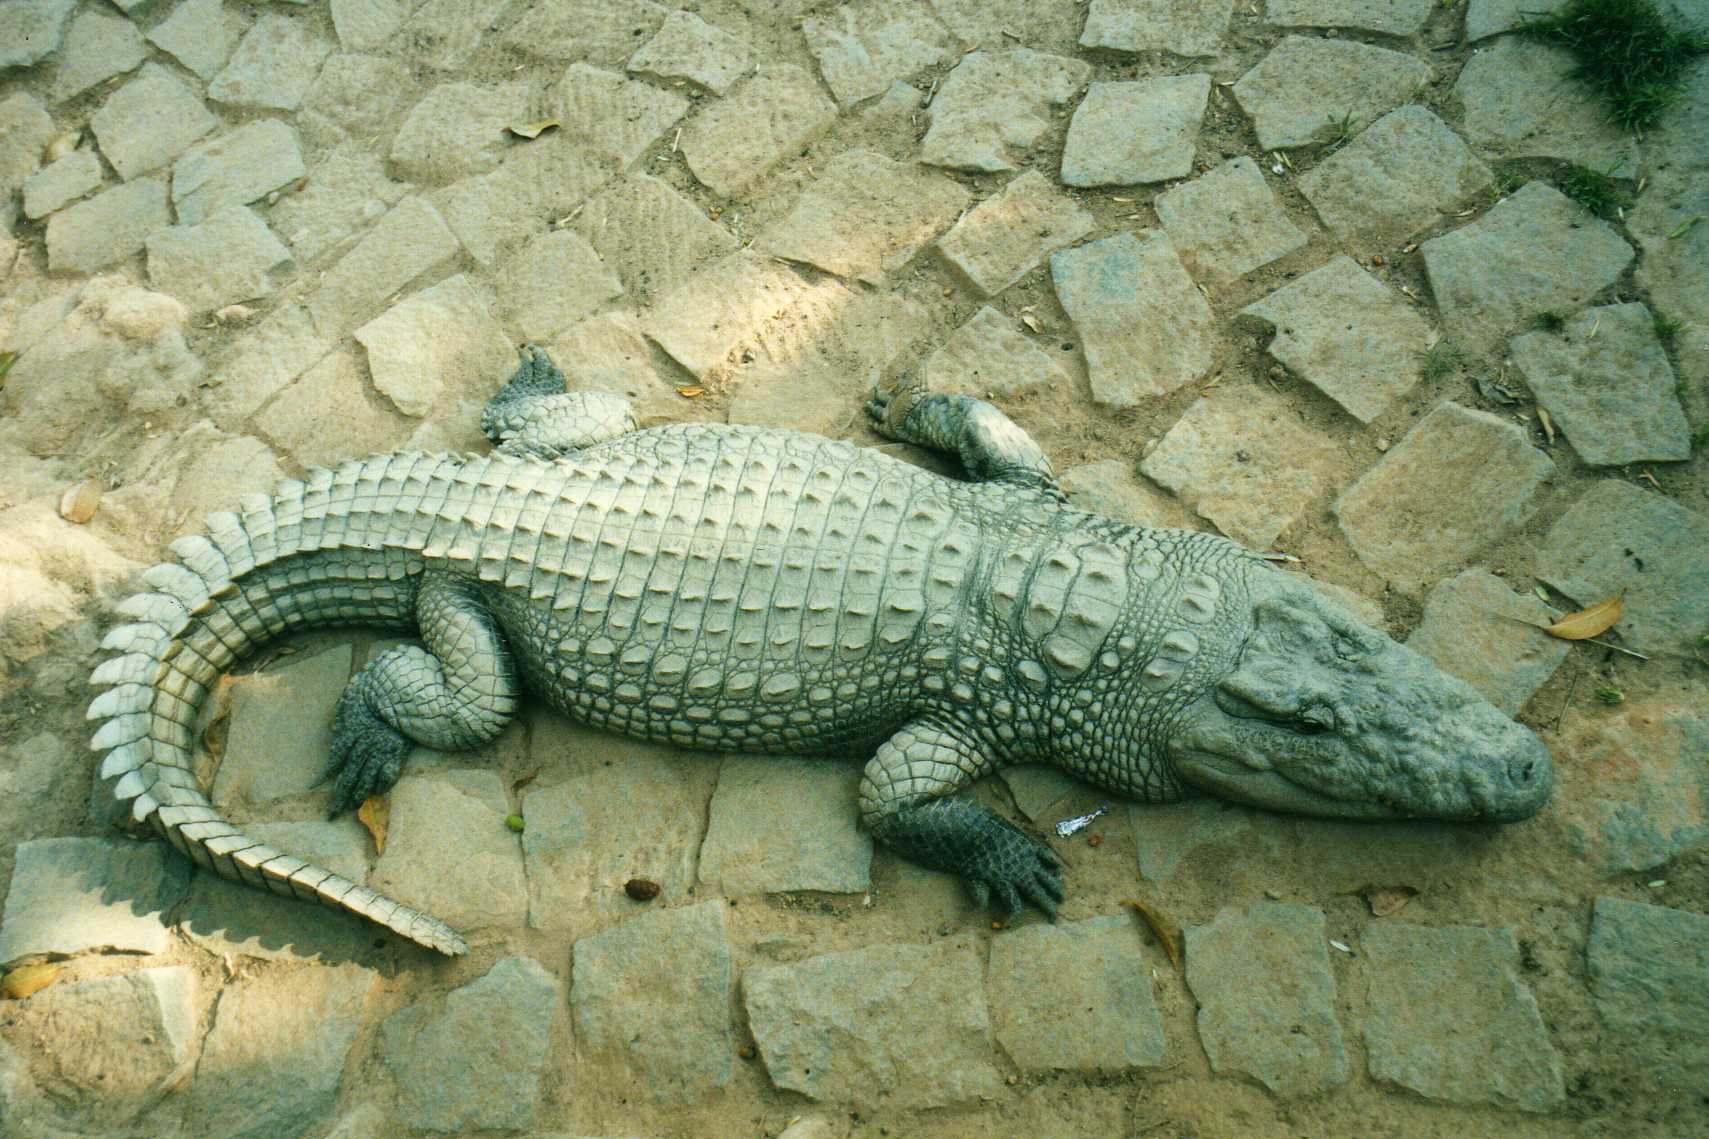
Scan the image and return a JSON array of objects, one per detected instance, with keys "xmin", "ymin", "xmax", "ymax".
[{"xmin": 1166, "ymin": 581, "xmax": 1553, "ymax": 822}]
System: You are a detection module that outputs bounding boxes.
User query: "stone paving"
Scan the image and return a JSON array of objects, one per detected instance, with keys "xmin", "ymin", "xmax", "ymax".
[{"xmin": 0, "ymin": 2, "xmax": 1706, "ymax": 1138}]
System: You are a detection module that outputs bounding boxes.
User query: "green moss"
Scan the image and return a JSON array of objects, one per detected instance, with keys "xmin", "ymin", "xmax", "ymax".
[
  {"xmin": 1521, "ymin": 0, "xmax": 1708, "ymax": 129},
  {"xmin": 1557, "ymin": 162, "xmax": 1631, "ymax": 218}
]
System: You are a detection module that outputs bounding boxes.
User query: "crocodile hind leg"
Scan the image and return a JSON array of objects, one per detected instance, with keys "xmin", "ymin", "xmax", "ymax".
[
  {"xmin": 865, "ymin": 375, "xmax": 1061, "ymax": 498},
  {"xmin": 323, "ymin": 572, "xmax": 520, "ymax": 814},
  {"xmin": 481, "ymin": 343, "xmax": 637, "ymax": 459},
  {"xmin": 860, "ymin": 720, "xmax": 1064, "ymax": 920}
]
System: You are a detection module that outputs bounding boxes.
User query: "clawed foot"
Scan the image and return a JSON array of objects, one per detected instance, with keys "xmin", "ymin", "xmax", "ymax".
[
  {"xmin": 321, "ymin": 691, "xmax": 410, "ymax": 816},
  {"xmin": 962, "ymin": 816, "xmax": 1065, "ymax": 922},
  {"xmin": 863, "ymin": 373, "xmax": 927, "ymax": 439}
]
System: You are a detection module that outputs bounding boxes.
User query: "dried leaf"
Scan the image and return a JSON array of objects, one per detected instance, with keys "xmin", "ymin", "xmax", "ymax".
[
  {"xmin": 1121, "ymin": 898, "xmax": 1182, "ymax": 968},
  {"xmin": 1, "ymin": 962, "xmax": 61, "ymax": 1000},
  {"xmin": 357, "ymin": 796, "xmax": 388, "ymax": 855},
  {"xmin": 1019, "ymin": 313, "xmax": 1044, "ymax": 334},
  {"xmin": 1365, "ymin": 885, "xmax": 1419, "ymax": 917},
  {"xmin": 1545, "ymin": 595, "xmax": 1622, "ymax": 641},
  {"xmin": 675, "ymin": 386, "xmax": 704, "ymax": 398},
  {"xmin": 0, "ymin": 350, "xmax": 16, "ymax": 390},
  {"xmin": 58, "ymin": 479, "xmax": 103, "ymax": 524},
  {"xmin": 506, "ymin": 119, "xmax": 559, "ymax": 140},
  {"xmin": 1536, "ymin": 405, "xmax": 1556, "ymax": 444}
]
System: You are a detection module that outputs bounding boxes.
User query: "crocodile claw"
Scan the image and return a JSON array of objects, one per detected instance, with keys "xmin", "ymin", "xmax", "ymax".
[
  {"xmin": 963, "ymin": 820, "xmax": 1065, "ymax": 923},
  {"xmin": 321, "ymin": 692, "xmax": 410, "ymax": 817}
]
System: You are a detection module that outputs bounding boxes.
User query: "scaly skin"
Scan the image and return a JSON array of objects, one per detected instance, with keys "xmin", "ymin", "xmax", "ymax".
[{"xmin": 87, "ymin": 348, "xmax": 1553, "ymax": 955}]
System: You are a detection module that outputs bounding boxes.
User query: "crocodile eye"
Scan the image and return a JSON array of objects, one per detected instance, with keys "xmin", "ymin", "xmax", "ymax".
[{"xmin": 1296, "ymin": 706, "xmax": 1335, "ymax": 734}]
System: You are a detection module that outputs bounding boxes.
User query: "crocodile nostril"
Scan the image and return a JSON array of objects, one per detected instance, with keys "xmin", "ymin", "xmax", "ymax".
[{"xmin": 1515, "ymin": 761, "xmax": 1534, "ymax": 784}]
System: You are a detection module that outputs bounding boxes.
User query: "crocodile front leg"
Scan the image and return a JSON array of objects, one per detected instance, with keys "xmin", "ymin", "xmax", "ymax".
[
  {"xmin": 323, "ymin": 572, "xmax": 520, "ymax": 813},
  {"xmin": 860, "ymin": 721, "xmax": 1063, "ymax": 920},
  {"xmin": 866, "ymin": 376, "xmax": 1062, "ymax": 499},
  {"xmin": 480, "ymin": 344, "xmax": 637, "ymax": 459}
]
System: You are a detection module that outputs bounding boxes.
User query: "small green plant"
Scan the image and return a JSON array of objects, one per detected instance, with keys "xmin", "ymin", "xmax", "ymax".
[
  {"xmin": 1652, "ymin": 311, "xmax": 1683, "ymax": 345},
  {"xmin": 1594, "ymin": 685, "xmax": 1626, "ymax": 705},
  {"xmin": 1692, "ymin": 422, "xmax": 1709, "ymax": 449},
  {"xmin": 1318, "ymin": 110, "xmax": 1357, "ymax": 151},
  {"xmin": 1558, "ymin": 162, "xmax": 1631, "ymax": 218},
  {"xmin": 1520, "ymin": 0, "xmax": 1709, "ymax": 129},
  {"xmin": 1489, "ymin": 169, "xmax": 1526, "ymax": 202},
  {"xmin": 1420, "ymin": 340, "xmax": 1467, "ymax": 382},
  {"xmin": 1532, "ymin": 311, "xmax": 1568, "ymax": 332}
]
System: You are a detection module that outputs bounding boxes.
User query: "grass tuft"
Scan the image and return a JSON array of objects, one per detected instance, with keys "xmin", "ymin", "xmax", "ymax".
[
  {"xmin": 1520, "ymin": 0, "xmax": 1708, "ymax": 129},
  {"xmin": 1420, "ymin": 340, "xmax": 1467, "ymax": 382},
  {"xmin": 1532, "ymin": 311, "xmax": 1568, "ymax": 332},
  {"xmin": 1652, "ymin": 310, "xmax": 1683, "ymax": 345},
  {"xmin": 1557, "ymin": 162, "xmax": 1631, "ymax": 218}
]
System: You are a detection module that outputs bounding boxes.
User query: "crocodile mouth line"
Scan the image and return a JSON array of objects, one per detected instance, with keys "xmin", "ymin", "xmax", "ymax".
[{"xmin": 1172, "ymin": 747, "xmax": 1406, "ymax": 820}]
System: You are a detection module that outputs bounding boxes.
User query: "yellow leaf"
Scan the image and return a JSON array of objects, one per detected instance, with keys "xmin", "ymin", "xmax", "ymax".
[
  {"xmin": 506, "ymin": 119, "xmax": 560, "ymax": 140},
  {"xmin": 1544, "ymin": 595, "xmax": 1623, "ymax": 641},
  {"xmin": 1, "ymin": 963, "xmax": 61, "ymax": 1000},
  {"xmin": 1121, "ymin": 898, "xmax": 1182, "ymax": 968},
  {"xmin": 58, "ymin": 478, "xmax": 102, "ymax": 524},
  {"xmin": 357, "ymin": 796, "xmax": 388, "ymax": 855},
  {"xmin": 675, "ymin": 386, "xmax": 704, "ymax": 398}
]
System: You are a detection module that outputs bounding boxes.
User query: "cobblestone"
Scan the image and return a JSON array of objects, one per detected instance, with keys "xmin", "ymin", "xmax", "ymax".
[
  {"xmin": 803, "ymin": 0, "xmax": 956, "ymax": 108},
  {"xmin": 494, "ymin": 231, "xmax": 623, "ymax": 343},
  {"xmin": 1078, "ymin": 0, "xmax": 1233, "ymax": 56},
  {"xmin": 558, "ymin": 64, "xmax": 689, "ymax": 170},
  {"xmin": 91, "ymin": 65, "xmax": 217, "ymax": 182},
  {"xmin": 628, "ymin": 9, "xmax": 753, "ymax": 95},
  {"xmin": 330, "ymin": 0, "xmax": 405, "ymax": 52},
  {"xmin": 173, "ymin": 120, "xmax": 308, "ymax": 226},
  {"xmin": 390, "ymin": 82, "xmax": 528, "ymax": 185},
  {"xmin": 0, "ymin": 93, "xmax": 54, "ymax": 200},
  {"xmin": 1052, "ymin": 230, "xmax": 1215, "ymax": 408},
  {"xmin": 1406, "ymin": 570, "xmax": 1568, "ymax": 716},
  {"xmin": 146, "ymin": 207, "xmax": 293, "ymax": 314},
  {"xmin": 0, "ymin": 837, "xmax": 190, "ymax": 960},
  {"xmin": 145, "ymin": 0, "xmax": 241, "ymax": 80},
  {"xmin": 304, "ymin": 196, "xmax": 460, "ymax": 337},
  {"xmin": 1062, "ymin": 76, "xmax": 1209, "ymax": 187},
  {"xmin": 45, "ymin": 178, "xmax": 170, "ymax": 274},
  {"xmin": 1232, "ymin": 37, "xmax": 1430, "ymax": 150},
  {"xmin": 370, "ymin": 767, "xmax": 528, "ymax": 933},
  {"xmin": 356, "ymin": 273, "xmax": 513, "ymax": 416},
  {"xmin": 1267, "ymin": 0, "xmax": 1433, "ymax": 34},
  {"xmin": 1156, "ymin": 156, "xmax": 1306, "ymax": 283},
  {"xmin": 0, "ymin": 0, "xmax": 75, "ymax": 71},
  {"xmin": 680, "ymin": 65, "xmax": 836, "ymax": 197},
  {"xmin": 924, "ymin": 305, "xmax": 1072, "ymax": 399},
  {"xmin": 924, "ymin": 50, "xmax": 1091, "ymax": 174},
  {"xmin": 1454, "ymin": 38, "xmax": 1637, "ymax": 175},
  {"xmin": 1556, "ymin": 695, "xmax": 1707, "ymax": 873},
  {"xmin": 209, "ymin": 13, "xmax": 334, "ymax": 112},
  {"xmin": 1586, "ymin": 898, "xmax": 1709, "ymax": 1089},
  {"xmin": 574, "ymin": 174, "xmax": 739, "ymax": 304},
  {"xmin": 698, "ymin": 758, "xmax": 872, "ymax": 894},
  {"xmin": 940, "ymin": 170, "xmax": 1093, "ymax": 295},
  {"xmin": 22, "ymin": 150, "xmax": 101, "ymax": 219},
  {"xmin": 51, "ymin": 9, "xmax": 146, "ymax": 102}
]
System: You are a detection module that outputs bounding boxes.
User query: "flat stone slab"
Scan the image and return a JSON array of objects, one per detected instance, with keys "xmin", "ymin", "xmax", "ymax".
[
  {"xmin": 924, "ymin": 305, "xmax": 1072, "ymax": 399},
  {"xmin": 408, "ymin": 0, "xmax": 509, "ymax": 70},
  {"xmin": 1556, "ymin": 696, "xmax": 1708, "ymax": 873},
  {"xmin": 179, "ymin": 818, "xmax": 377, "ymax": 961},
  {"xmin": 0, "ymin": 93, "xmax": 54, "ymax": 201},
  {"xmin": 1335, "ymin": 402, "xmax": 1553, "ymax": 592},
  {"xmin": 1267, "ymin": 0, "xmax": 1432, "ymax": 34},
  {"xmin": 1133, "ymin": 798, "xmax": 1261, "ymax": 881},
  {"xmin": 91, "ymin": 64, "xmax": 217, "ymax": 181},
  {"xmin": 1237, "ymin": 255, "xmax": 1432, "ymax": 423},
  {"xmin": 930, "ymin": 0, "xmax": 1084, "ymax": 48},
  {"xmin": 330, "ymin": 0, "xmax": 406, "ymax": 51},
  {"xmin": 431, "ymin": 137, "xmax": 612, "ymax": 266},
  {"xmin": 173, "ymin": 120, "xmax": 308, "ymax": 226},
  {"xmin": 1406, "ymin": 570, "xmax": 1568, "ymax": 716},
  {"xmin": 494, "ymin": 231, "xmax": 622, "ymax": 343},
  {"xmin": 0, "ymin": 0, "xmax": 75, "ymax": 70},
  {"xmin": 146, "ymin": 206, "xmax": 292, "ymax": 314},
  {"xmin": 186, "ymin": 963, "xmax": 374, "ymax": 1139},
  {"xmin": 146, "ymin": 0, "xmax": 241, "ymax": 80},
  {"xmin": 500, "ymin": 0, "xmax": 671, "ymax": 66},
  {"xmin": 628, "ymin": 9, "xmax": 752, "ymax": 95},
  {"xmin": 803, "ymin": 0, "xmax": 956, "ymax": 107},
  {"xmin": 1587, "ymin": 898, "xmax": 1709, "ymax": 1089},
  {"xmin": 43, "ymin": 176, "xmax": 172, "ymax": 272},
  {"xmin": 940, "ymin": 170, "xmax": 1093, "ymax": 295},
  {"xmin": 2, "ymin": 967, "xmax": 196, "ymax": 1132},
  {"xmin": 262, "ymin": 349, "xmax": 413, "ymax": 468},
  {"xmin": 522, "ymin": 744, "xmax": 708, "ymax": 929},
  {"xmin": 988, "ymin": 917, "xmax": 1167, "ymax": 1073},
  {"xmin": 1156, "ymin": 156, "xmax": 1306, "ymax": 283},
  {"xmin": 546, "ymin": 313, "xmax": 679, "ymax": 421},
  {"xmin": 389, "ymin": 82, "xmax": 528, "ymax": 185},
  {"xmin": 1232, "ymin": 36, "xmax": 1431, "ymax": 150},
  {"xmin": 698, "ymin": 758, "xmax": 872, "ymax": 895},
  {"xmin": 357, "ymin": 273, "xmax": 514, "ymax": 416},
  {"xmin": 1078, "ymin": 0, "xmax": 1234, "ymax": 56},
  {"xmin": 22, "ymin": 150, "xmax": 102, "ymax": 220},
  {"xmin": 51, "ymin": 9, "xmax": 147, "ymax": 102},
  {"xmin": 757, "ymin": 148, "xmax": 970, "ymax": 284},
  {"xmin": 640, "ymin": 250, "xmax": 850, "ymax": 379},
  {"xmin": 299, "ymin": 51, "xmax": 416, "ymax": 149},
  {"xmin": 1421, "ymin": 182, "xmax": 1633, "ymax": 344},
  {"xmin": 1184, "ymin": 902, "xmax": 1349, "ymax": 1096},
  {"xmin": 213, "ymin": 644, "xmax": 352, "ymax": 811},
  {"xmin": 1362, "ymin": 923, "xmax": 1565, "ymax": 1112},
  {"xmin": 305, "ymin": 196, "xmax": 460, "ymax": 337},
  {"xmin": 1510, "ymin": 303, "xmax": 1690, "ymax": 466},
  {"xmin": 1062, "ymin": 76, "xmax": 1210, "ymax": 187},
  {"xmin": 573, "ymin": 175, "xmax": 738, "ymax": 305},
  {"xmin": 923, "ymin": 50, "xmax": 1091, "ymax": 174},
  {"xmin": 744, "ymin": 941, "xmax": 1003, "ymax": 1109},
  {"xmin": 370, "ymin": 767, "xmax": 528, "ymax": 933},
  {"xmin": 1454, "ymin": 38, "xmax": 1637, "ymax": 175},
  {"xmin": 681, "ymin": 65, "xmax": 837, "ymax": 197},
  {"xmin": 1052, "ymin": 231, "xmax": 1215, "ymax": 409},
  {"xmin": 572, "ymin": 902, "xmax": 732, "ymax": 1103},
  {"xmin": 557, "ymin": 64, "xmax": 689, "ymax": 170},
  {"xmin": 1141, "ymin": 381, "xmax": 1337, "ymax": 548},
  {"xmin": 209, "ymin": 13, "xmax": 333, "ymax": 111},
  {"xmin": 1533, "ymin": 479, "xmax": 1709, "ymax": 656},
  {"xmin": 1297, "ymin": 105, "xmax": 1493, "ymax": 244},
  {"xmin": 1465, "ymin": 0, "xmax": 1570, "ymax": 40},
  {"xmin": 1059, "ymin": 459, "xmax": 1197, "ymax": 530},
  {"xmin": 206, "ymin": 304, "xmax": 332, "ymax": 429},
  {"xmin": 383, "ymin": 957, "xmax": 558, "ymax": 1132},
  {"xmin": 0, "ymin": 837, "xmax": 191, "ymax": 960}
]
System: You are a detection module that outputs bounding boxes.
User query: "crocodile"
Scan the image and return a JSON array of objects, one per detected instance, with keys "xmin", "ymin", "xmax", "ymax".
[{"xmin": 87, "ymin": 347, "xmax": 1554, "ymax": 955}]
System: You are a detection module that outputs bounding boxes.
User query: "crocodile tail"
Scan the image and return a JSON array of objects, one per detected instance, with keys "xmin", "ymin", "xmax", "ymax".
[{"xmin": 86, "ymin": 453, "xmax": 470, "ymax": 956}]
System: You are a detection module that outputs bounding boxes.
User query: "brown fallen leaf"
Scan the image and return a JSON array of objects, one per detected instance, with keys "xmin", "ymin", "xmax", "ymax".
[
  {"xmin": 58, "ymin": 478, "xmax": 103, "ymax": 524},
  {"xmin": 1545, "ymin": 595, "xmax": 1622, "ymax": 641},
  {"xmin": 357, "ymin": 796, "xmax": 388, "ymax": 855},
  {"xmin": 1122, "ymin": 898, "xmax": 1183, "ymax": 968},
  {"xmin": 1, "ymin": 962, "xmax": 62, "ymax": 1000},
  {"xmin": 675, "ymin": 386, "xmax": 704, "ymax": 398},
  {"xmin": 1019, "ymin": 312, "xmax": 1044, "ymax": 334},
  {"xmin": 1536, "ymin": 405, "xmax": 1556, "ymax": 445},
  {"xmin": 506, "ymin": 119, "xmax": 560, "ymax": 140},
  {"xmin": 1365, "ymin": 885, "xmax": 1419, "ymax": 917}
]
